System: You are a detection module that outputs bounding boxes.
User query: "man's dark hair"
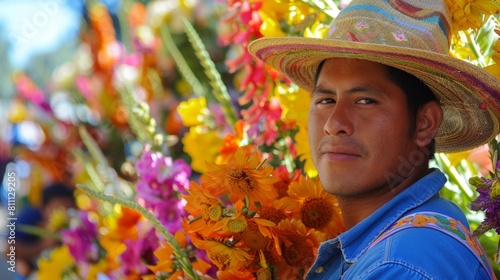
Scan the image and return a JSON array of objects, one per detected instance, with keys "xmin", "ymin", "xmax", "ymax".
[
  {"xmin": 314, "ymin": 60, "xmax": 438, "ymax": 157},
  {"xmin": 42, "ymin": 183, "xmax": 75, "ymax": 207},
  {"xmin": 385, "ymin": 66, "xmax": 437, "ymax": 157}
]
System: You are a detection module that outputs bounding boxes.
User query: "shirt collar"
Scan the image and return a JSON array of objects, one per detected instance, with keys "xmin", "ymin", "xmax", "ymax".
[{"xmin": 337, "ymin": 168, "xmax": 446, "ymax": 263}]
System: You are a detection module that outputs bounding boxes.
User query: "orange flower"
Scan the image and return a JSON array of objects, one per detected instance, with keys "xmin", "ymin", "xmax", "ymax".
[
  {"xmin": 218, "ymin": 120, "xmax": 245, "ymax": 163},
  {"xmin": 146, "ymin": 231, "xmax": 212, "ymax": 279},
  {"xmin": 272, "ymin": 165, "xmax": 301, "ymax": 198},
  {"xmin": 273, "ymin": 219, "xmax": 326, "ymax": 278},
  {"xmin": 182, "ymin": 181, "xmax": 225, "ymax": 238},
  {"xmin": 203, "ymin": 146, "xmax": 279, "ymax": 205},
  {"xmin": 279, "ymin": 176, "xmax": 344, "ymax": 239},
  {"xmin": 191, "ymin": 239, "xmax": 253, "ymax": 274}
]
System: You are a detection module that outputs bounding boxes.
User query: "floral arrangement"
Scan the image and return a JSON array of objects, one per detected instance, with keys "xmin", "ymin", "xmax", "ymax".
[{"xmin": 5, "ymin": 0, "xmax": 500, "ymax": 279}]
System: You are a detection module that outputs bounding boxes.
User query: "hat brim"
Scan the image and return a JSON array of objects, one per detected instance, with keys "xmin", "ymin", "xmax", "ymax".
[{"xmin": 249, "ymin": 37, "xmax": 500, "ymax": 153}]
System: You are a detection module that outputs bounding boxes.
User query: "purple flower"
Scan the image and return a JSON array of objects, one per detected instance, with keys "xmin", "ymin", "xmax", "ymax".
[
  {"xmin": 469, "ymin": 177, "xmax": 500, "ymax": 235},
  {"xmin": 154, "ymin": 198, "xmax": 186, "ymax": 234}
]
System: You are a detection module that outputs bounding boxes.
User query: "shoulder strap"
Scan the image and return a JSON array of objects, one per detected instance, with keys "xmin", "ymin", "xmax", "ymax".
[{"xmin": 369, "ymin": 211, "xmax": 495, "ymax": 280}]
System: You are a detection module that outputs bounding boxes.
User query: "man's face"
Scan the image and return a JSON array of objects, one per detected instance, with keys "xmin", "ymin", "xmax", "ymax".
[{"xmin": 308, "ymin": 58, "xmax": 424, "ymax": 197}]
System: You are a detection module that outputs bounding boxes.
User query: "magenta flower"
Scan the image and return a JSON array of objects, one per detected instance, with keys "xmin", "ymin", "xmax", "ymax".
[
  {"xmin": 135, "ymin": 150, "xmax": 165, "ymax": 182},
  {"xmin": 120, "ymin": 228, "xmax": 159, "ymax": 276},
  {"xmin": 136, "ymin": 150, "xmax": 191, "ymax": 206},
  {"xmin": 60, "ymin": 211, "xmax": 100, "ymax": 271}
]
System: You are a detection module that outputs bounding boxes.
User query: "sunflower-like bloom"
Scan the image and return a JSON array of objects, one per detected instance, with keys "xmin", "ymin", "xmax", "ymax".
[
  {"xmin": 203, "ymin": 146, "xmax": 279, "ymax": 205},
  {"xmin": 273, "ymin": 219, "xmax": 326, "ymax": 278},
  {"xmin": 192, "ymin": 239, "xmax": 253, "ymax": 274},
  {"xmin": 146, "ymin": 232, "xmax": 212, "ymax": 279},
  {"xmin": 182, "ymin": 181, "xmax": 225, "ymax": 238},
  {"xmin": 279, "ymin": 176, "xmax": 344, "ymax": 239},
  {"xmin": 445, "ymin": 0, "xmax": 500, "ymax": 32}
]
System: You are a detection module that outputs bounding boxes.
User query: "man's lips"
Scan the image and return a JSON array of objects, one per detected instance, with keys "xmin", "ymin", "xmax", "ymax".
[{"xmin": 320, "ymin": 145, "xmax": 363, "ymax": 160}]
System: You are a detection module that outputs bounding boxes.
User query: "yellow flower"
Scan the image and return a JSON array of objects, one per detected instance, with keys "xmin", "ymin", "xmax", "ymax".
[
  {"xmin": 182, "ymin": 126, "xmax": 224, "ymax": 173},
  {"xmin": 280, "ymin": 176, "xmax": 344, "ymax": 239},
  {"xmin": 445, "ymin": 0, "xmax": 500, "ymax": 32},
  {"xmin": 295, "ymin": 125, "xmax": 318, "ymax": 178},
  {"xmin": 275, "ymin": 84, "xmax": 310, "ymax": 125},
  {"xmin": 485, "ymin": 29, "xmax": 500, "ymax": 78},
  {"xmin": 177, "ymin": 96, "xmax": 211, "ymax": 127},
  {"xmin": 260, "ymin": 13, "xmax": 286, "ymax": 37},
  {"xmin": 203, "ymin": 146, "xmax": 279, "ymax": 204},
  {"xmin": 37, "ymin": 245, "xmax": 75, "ymax": 280},
  {"xmin": 449, "ymin": 34, "xmax": 477, "ymax": 62},
  {"xmin": 88, "ymin": 259, "xmax": 108, "ymax": 279},
  {"xmin": 304, "ymin": 21, "xmax": 329, "ymax": 38}
]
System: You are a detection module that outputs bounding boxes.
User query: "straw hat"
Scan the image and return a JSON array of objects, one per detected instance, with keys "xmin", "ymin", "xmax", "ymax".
[{"xmin": 248, "ymin": 0, "xmax": 500, "ymax": 153}]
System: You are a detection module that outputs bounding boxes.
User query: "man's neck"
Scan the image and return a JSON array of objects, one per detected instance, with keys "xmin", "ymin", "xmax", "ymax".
[{"xmin": 338, "ymin": 167, "xmax": 432, "ymax": 230}]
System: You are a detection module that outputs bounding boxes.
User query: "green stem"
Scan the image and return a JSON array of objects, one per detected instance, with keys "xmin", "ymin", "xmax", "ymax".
[
  {"xmin": 18, "ymin": 225, "xmax": 60, "ymax": 240},
  {"xmin": 75, "ymin": 184, "xmax": 200, "ymax": 280},
  {"xmin": 182, "ymin": 18, "xmax": 238, "ymax": 127},
  {"xmin": 160, "ymin": 25, "xmax": 206, "ymax": 97}
]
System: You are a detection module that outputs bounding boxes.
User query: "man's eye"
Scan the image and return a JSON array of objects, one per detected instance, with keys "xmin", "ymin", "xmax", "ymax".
[
  {"xmin": 357, "ymin": 98, "xmax": 376, "ymax": 104},
  {"xmin": 318, "ymin": 98, "xmax": 335, "ymax": 104}
]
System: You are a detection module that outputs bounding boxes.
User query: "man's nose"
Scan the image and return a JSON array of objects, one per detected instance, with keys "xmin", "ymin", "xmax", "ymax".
[{"xmin": 323, "ymin": 100, "xmax": 354, "ymax": 136}]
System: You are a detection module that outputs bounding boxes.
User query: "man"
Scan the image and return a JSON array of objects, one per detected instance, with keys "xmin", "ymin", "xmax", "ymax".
[{"xmin": 249, "ymin": 0, "xmax": 499, "ymax": 279}]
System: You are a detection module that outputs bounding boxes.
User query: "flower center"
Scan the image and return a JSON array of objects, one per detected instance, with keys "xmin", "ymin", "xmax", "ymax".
[
  {"xmin": 240, "ymin": 222, "xmax": 270, "ymax": 250},
  {"xmin": 208, "ymin": 251, "xmax": 231, "ymax": 271},
  {"xmin": 227, "ymin": 217, "xmax": 247, "ymax": 233},
  {"xmin": 201, "ymin": 197, "xmax": 220, "ymax": 220},
  {"xmin": 281, "ymin": 234, "xmax": 314, "ymax": 267},
  {"xmin": 300, "ymin": 197, "xmax": 332, "ymax": 230},
  {"xmin": 209, "ymin": 204, "xmax": 222, "ymax": 221},
  {"xmin": 225, "ymin": 168, "xmax": 256, "ymax": 194},
  {"xmin": 259, "ymin": 207, "xmax": 287, "ymax": 225}
]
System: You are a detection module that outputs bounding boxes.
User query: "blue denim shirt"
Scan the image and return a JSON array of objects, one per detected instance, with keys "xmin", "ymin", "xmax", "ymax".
[{"xmin": 305, "ymin": 169, "xmax": 493, "ymax": 279}]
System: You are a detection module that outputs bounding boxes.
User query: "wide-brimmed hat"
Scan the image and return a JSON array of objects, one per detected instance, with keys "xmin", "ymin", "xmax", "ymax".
[{"xmin": 248, "ymin": 0, "xmax": 500, "ymax": 153}]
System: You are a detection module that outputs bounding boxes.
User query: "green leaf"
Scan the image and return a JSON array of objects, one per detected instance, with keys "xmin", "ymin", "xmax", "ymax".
[{"xmin": 491, "ymin": 179, "xmax": 500, "ymax": 199}]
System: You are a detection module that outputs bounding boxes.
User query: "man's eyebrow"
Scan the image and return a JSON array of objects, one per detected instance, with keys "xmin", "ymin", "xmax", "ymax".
[
  {"xmin": 312, "ymin": 85, "xmax": 335, "ymax": 96},
  {"xmin": 312, "ymin": 84, "xmax": 382, "ymax": 96}
]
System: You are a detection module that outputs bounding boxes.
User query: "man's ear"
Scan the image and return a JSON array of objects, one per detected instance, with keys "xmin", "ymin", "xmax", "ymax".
[{"xmin": 414, "ymin": 101, "xmax": 443, "ymax": 148}]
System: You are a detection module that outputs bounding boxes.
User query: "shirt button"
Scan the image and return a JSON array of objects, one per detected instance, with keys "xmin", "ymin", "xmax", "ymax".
[{"xmin": 315, "ymin": 266, "xmax": 324, "ymax": 274}]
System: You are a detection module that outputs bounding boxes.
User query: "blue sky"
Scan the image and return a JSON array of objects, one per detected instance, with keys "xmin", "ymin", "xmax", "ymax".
[
  {"xmin": 0, "ymin": 0, "xmax": 118, "ymax": 68},
  {"xmin": 0, "ymin": 0, "xmax": 84, "ymax": 68}
]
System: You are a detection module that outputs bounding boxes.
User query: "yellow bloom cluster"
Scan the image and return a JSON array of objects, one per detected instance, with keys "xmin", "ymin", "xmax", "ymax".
[{"xmin": 445, "ymin": 0, "xmax": 500, "ymax": 32}]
